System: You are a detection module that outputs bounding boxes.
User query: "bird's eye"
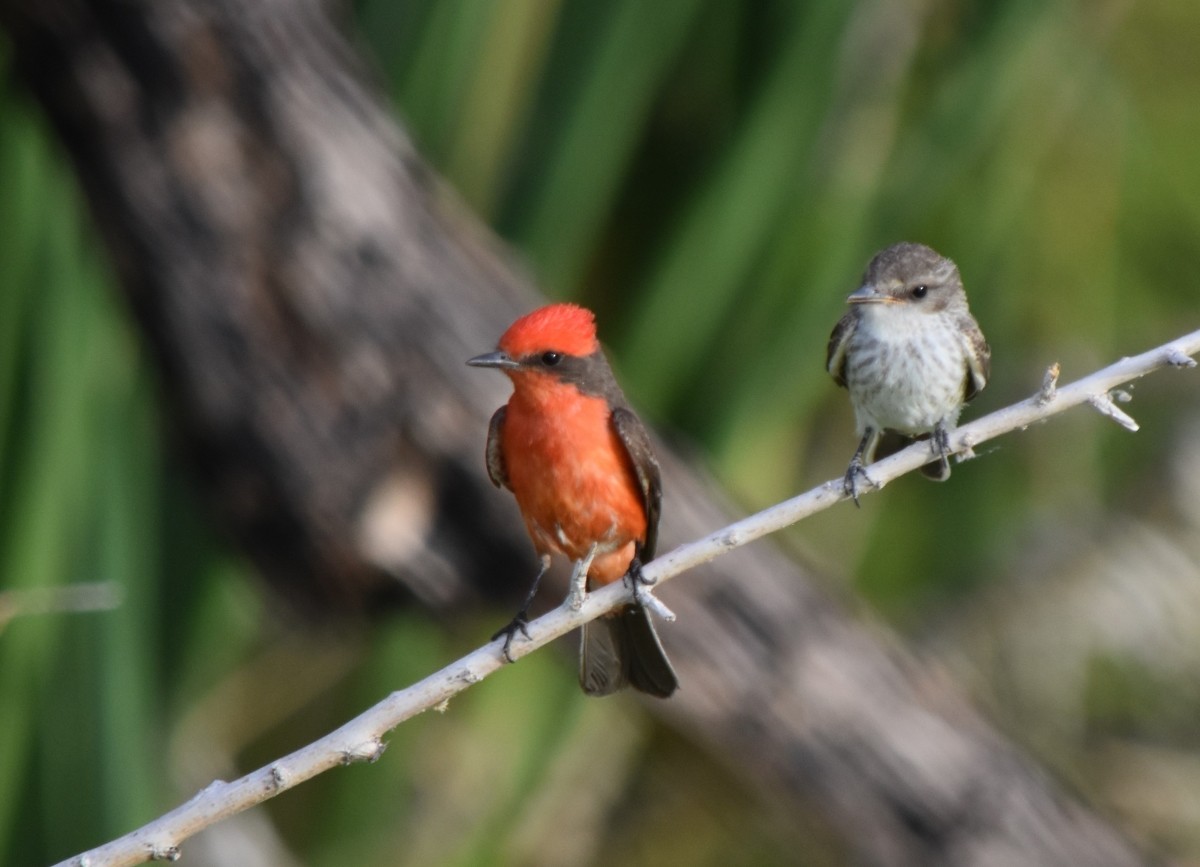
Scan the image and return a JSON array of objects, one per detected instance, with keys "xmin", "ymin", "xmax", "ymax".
[
  {"xmin": 911, "ymin": 285, "xmax": 928, "ymax": 299},
  {"xmin": 540, "ymin": 351, "xmax": 562, "ymax": 366}
]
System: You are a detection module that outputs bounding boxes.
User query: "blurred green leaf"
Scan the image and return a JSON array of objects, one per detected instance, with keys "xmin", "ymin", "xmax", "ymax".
[{"xmin": 500, "ymin": 0, "xmax": 706, "ymax": 290}]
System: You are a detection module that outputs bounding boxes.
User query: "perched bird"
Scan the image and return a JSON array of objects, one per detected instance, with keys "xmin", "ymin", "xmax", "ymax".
[
  {"xmin": 827, "ymin": 242, "xmax": 990, "ymax": 504},
  {"xmin": 468, "ymin": 303, "xmax": 678, "ymax": 697}
]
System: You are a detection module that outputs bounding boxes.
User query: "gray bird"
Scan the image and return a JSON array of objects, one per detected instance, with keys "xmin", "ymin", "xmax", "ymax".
[{"xmin": 827, "ymin": 242, "xmax": 991, "ymax": 504}]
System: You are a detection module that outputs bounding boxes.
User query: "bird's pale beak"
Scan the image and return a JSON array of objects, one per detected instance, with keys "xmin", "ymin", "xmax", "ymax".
[
  {"xmin": 467, "ymin": 350, "xmax": 521, "ymax": 370},
  {"xmin": 846, "ymin": 284, "xmax": 895, "ymax": 305}
]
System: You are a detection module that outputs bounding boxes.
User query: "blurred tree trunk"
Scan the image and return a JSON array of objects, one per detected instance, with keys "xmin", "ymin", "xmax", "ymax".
[{"xmin": 0, "ymin": 0, "xmax": 1153, "ymax": 864}]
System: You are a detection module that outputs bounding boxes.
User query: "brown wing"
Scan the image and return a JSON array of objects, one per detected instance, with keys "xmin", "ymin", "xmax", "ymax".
[
  {"xmin": 484, "ymin": 406, "xmax": 509, "ymax": 490},
  {"xmin": 959, "ymin": 315, "xmax": 990, "ymax": 403},
  {"xmin": 610, "ymin": 407, "xmax": 662, "ymax": 561},
  {"xmin": 826, "ymin": 311, "xmax": 857, "ymax": 388}
]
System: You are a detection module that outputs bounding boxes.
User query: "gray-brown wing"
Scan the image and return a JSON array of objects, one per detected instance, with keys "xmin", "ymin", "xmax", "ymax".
[
  {"xmin": 610, "ymin": 407, "xmax": 662, "ymax": 561},
  {"xmin": 826, "ymin": 311, "xmax": 857, "ymax": 389},
  {"xmin": 959, "ymin": 316, "xmax": 990, "ymax": 403},
  {"xmin": 484, "ymin": 406, "xmax": 509, "ymax": 490}
]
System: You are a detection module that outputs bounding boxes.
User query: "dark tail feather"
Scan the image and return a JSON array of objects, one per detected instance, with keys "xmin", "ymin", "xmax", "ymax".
[
  {"xmin": 875, "ymin": 431, "xmax": 951, "ymax": 482},
  {"xmin": 580, "ymin": 605, "xmax": 678, "ymax": 698},
  {"xmin": 919, "ymin": 453, "xmax": 951, "ymax": 481}
]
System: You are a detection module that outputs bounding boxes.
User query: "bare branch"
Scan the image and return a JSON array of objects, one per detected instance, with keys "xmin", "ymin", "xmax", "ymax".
[
  {"xmin": 1089, "ymin": 393, "xmax": 1140, "ymax": 432},
  {"xmin": 57, "ymin": 330, "xmax": 1200, "ymax": 867}
]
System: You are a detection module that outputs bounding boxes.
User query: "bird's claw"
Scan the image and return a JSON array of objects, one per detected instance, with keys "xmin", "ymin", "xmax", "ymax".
[
  {"xmin": 625, "ymin": 560, "xmax": 675, "ymax": 621},
  {"xmin": 842, "ymin": 459, "xmax": 877, "ymax": 507},
  {"xmin": 492, "ymin": 611, "xmax": 532, "ymax": 663},
  {"xmin": 565, "ymin": 585, "xmax": 587, "ymax": 611},
  {"xmin": 931, "ymin": 423, "xmax": 951, "ymax": 460},
  {"xmin": 627, "ymin": 556, "xmax": 656, "ymax": 589},
  {"xmin": 623, "ymin": 564, "xmax": 648, "ymax": 606}
]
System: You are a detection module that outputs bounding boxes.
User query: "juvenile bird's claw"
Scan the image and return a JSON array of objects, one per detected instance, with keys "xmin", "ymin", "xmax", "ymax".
[
  {"xmin": 925, "ymin": 422, "xmax": 954, "ymax": 479},
  {"xmin": 842, "ymin": 458, "xmax": 877, "ymax": 507},
  {"xmin": 931, "ymin": 423, "xmax": 951, "ymax": 459},
  {"xmin": 492, "ymin": 611, "xmax": 532, "ymax": 663}
]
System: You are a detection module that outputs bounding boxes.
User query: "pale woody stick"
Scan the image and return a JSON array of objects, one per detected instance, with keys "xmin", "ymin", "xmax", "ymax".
[{"xmin": 59, "ymin": 328, "xmax": 1200, "ymax": 867}]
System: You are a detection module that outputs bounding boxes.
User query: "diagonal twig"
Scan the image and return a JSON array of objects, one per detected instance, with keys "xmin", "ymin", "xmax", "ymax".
[{"xmin": 57, "ymin": 328, "xmax": 1200, "ymax": 867}]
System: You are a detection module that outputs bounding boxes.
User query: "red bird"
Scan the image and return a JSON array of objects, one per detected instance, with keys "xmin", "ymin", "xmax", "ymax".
[{"xmin": 468, "ymin": 303, "xmax": 678, "ymax": 697}]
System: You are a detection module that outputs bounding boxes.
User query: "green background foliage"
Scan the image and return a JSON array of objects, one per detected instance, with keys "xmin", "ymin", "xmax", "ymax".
[{"xmin": 3, "ymin": 1, "xmax": 1200, "ymax": 863}]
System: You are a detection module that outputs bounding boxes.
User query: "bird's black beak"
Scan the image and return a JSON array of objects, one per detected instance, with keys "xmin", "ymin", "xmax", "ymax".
[
  {"xmin": 467, "ymin": 350, "xmax": 521, "ymax": 370},
  {"xmin": 846, "ymin": 284, "xmax": 895, "ymax": 305}
]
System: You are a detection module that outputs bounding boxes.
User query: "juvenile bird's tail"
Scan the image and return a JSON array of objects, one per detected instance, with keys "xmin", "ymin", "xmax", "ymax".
[
  {"xmin": 875, "ymin": 431, "xmax": 952, "ymax": 481},
  {"xmin": 918, "ymin": 452, "xmax": 952, "ymax": 481}
]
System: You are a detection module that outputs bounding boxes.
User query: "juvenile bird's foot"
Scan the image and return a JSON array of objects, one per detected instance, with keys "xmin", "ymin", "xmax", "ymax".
[
  {"xmin": 923, "ymin": 422, "xmax": 952, "ymax": 481},
  {"xmin": 842, "ymin": 457, "xmax": 877, "ymax": 507},
  {"xmin": 492, "ymin": 611, "xmax": 532, "ymax": 663},
  {"xmin": 931, "ymin": 422, "xmax": 951, "ymax": 459}
]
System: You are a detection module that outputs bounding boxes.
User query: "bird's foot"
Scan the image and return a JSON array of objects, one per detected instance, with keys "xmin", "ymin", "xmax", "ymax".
[
  {"xmin": 627, "ymin": 556, "xmax": 656, "ymax": 590},
  {"xmin": 565, "ymin": 544, "xmax": 598, "ymax": 612},
  {"xmin": 842, "ymin": 458, "xmax": 877, "ymax": 507},
  {"xmin": 922, "ymin": 423, "xmax": 953, "ymax": 481},
  {"xmin": 565, "ymin": 583, "xmax": 588, "ymax": 612},
  {"xmin": 625, "ymin": 558, "xmax": 675, "ymax": 621},
  {"xmin": 931, "ymin": 423, "xmax": 952, "ymax": 460},
  {"xmin": 491, "ymin": 610, "xmax": 532, "ymax": 663}
]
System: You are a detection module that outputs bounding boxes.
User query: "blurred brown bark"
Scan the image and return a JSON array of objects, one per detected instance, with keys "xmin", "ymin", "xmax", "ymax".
[{"xmin": 0, "ymin": 0, "xmax": 1154, "ymax": 864}]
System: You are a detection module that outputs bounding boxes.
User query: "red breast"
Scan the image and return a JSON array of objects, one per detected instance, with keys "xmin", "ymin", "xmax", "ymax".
[{"xmin": 501, "ymin": 372, "xmax": 646, "ymax": 585}]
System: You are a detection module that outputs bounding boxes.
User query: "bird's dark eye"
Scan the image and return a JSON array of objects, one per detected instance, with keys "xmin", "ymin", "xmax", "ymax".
[
  {"xmin": 911, "ymin": 285, "xmax": 928, "ymax": 299},
  {"xmin": 540, "ymin": 351, "xmax": 562, "ymax": 366}
]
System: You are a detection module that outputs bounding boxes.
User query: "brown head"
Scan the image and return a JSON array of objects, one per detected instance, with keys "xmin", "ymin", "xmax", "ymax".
[{"xmin": 847, "ymin": 242, "xmax": 967, "ymax": 314}]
